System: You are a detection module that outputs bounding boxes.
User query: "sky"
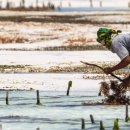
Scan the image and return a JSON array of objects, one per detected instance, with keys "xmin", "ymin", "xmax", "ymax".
[{"xmin": 0, "ymin": 0, "xmax": 129, "ymax": 8}]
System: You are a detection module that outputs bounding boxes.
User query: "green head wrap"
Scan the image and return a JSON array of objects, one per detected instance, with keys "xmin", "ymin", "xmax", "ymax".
[{"xmin": 97, "ymin": 27, "xmax": 120, "ymax": 49}]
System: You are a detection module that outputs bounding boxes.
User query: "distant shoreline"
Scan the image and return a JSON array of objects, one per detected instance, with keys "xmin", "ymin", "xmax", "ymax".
[{"xmin": 1, "ymin": 7, "xmax": 130, "ymax": 13}]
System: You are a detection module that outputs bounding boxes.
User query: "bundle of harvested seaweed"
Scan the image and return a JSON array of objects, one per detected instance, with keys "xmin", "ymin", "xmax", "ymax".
[
  {"xmin": 100, "ymin": 79, "xmax": 130, "ymax": 105},
  {"xmin": 81, "ymin": 61, "xmax": 130, "ymax": 105}
]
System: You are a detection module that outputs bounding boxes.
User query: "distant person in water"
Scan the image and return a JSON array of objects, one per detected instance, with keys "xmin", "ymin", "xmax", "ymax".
[{"xmin": 97, "ymin": 27, "xmax": 130, "ymax": 74}]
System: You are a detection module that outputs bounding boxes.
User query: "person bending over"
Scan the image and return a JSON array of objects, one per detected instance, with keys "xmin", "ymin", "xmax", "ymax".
[{"xmin": 97, "ymin": 27, "xmax": 130, "ymax": 74}]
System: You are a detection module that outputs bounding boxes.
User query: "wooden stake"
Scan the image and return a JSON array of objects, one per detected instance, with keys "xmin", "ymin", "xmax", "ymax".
[
  {"xmin": 113, "ymin": 119, "xmax": 119, "ymax": 130},
  {"xmin": 90, "ymin": 114, "xmax": 95, "ymax": 124},
  {"xmin": 67, "ymin": 81, "xmax": 72, "ymax": 96},
  {"xmin": 98, "ymin": 90, "xmax": 101, "ymax": 96},
  {"xmin": 6, "ymin": 91, "xmax": 9, "ymax": 105},
  {"xmin": 128, "ymin": 2, "xmax": 130, "ymax": 8},
  {"xmin": 89, "ymin": 0, "xmax": 93, "ymax": 8},
  {"xmin": 0, "ymin": 124, "xmax": 2, "ymax": 130},
  {"xmin": 125, "ymin": 103, "xmax": 129, "ymax": 122},
  {"xmin": 81, "ymin": 118, "xmax": 85, "ymax": 129},
  {"xmin": 100, "ymin": 1, "xmax": 102, "ymax": 7},
  {"xmin": 100, "ymin": 120, "xmax": 105, "ymax": 130},
  {"xmin": 36, "ymin": 90, "xmax": 40, "ymax": 105}
]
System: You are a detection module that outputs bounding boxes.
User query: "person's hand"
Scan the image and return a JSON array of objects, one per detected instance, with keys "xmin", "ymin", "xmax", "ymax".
[{"xmin": 103, "ymin": 67, "xmax": 113, "ymax": 74}]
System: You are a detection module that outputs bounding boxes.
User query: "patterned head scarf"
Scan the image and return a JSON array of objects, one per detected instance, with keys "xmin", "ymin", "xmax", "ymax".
[{"xmin": 97, "ymin": 28, "xmax": 119, "ymax": 49}]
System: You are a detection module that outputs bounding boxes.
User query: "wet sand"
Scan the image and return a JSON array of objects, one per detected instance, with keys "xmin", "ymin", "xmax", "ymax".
[{"xmin": 0, "ymin": 11, "xmax": 129, "ymax": 75}]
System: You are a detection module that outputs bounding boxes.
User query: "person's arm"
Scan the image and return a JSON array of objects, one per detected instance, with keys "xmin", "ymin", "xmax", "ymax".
[{"xmin": 104, "ymin": 55, "xmax": 130, "ymax": 74}]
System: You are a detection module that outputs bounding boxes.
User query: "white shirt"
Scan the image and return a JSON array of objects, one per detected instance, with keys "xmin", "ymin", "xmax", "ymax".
[{"xmin": 111, "ymin": 33, "xmax": 130, "ymax": 60}]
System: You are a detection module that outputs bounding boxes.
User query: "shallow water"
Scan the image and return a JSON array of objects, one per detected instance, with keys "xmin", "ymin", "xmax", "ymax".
[
  {"xmin": 0, "ymin": 73, "xmax": 129, "ymax": 130},
  {"xmin": 0, "ymin": 91, "xmax": 130, "ymax": 130},
  {"xmin": 55, "ymin": 7, "xmax": 130, "ymax": 12}
]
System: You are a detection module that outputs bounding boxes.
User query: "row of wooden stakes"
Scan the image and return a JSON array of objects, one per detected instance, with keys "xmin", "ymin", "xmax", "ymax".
[
  {"xmin": 5, "ymin": 90, "xmax": 42, "ymax": 105},
  {"xmin": 81, "ymin": 111, "xmax": 129, "ymax": 130},
  {"xmin": 81, "ymin": 117, "xmax": 119, "ymax": 130},
  {"xmin": 5, "ymin": 80, "xmax": 72, "ymax": 106}
]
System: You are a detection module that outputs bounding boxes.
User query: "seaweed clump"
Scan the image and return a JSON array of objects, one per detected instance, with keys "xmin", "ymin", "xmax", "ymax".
[{"xmin": 99, "ymin": 75, "xmax": 130, "ymax": 105}]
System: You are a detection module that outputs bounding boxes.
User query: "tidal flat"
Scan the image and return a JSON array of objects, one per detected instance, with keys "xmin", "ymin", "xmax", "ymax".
[{"xmin": 0, "ymin": 11, "xmax": 130, "ymax": 130}]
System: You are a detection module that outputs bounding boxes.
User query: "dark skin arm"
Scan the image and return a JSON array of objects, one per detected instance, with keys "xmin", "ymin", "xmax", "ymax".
[{"xmin": 104, "ymin": 55, "xmax": 130, "ymax": 74}]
